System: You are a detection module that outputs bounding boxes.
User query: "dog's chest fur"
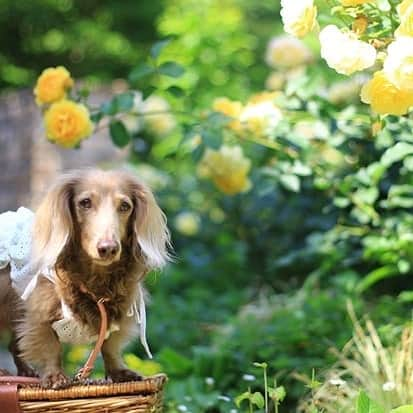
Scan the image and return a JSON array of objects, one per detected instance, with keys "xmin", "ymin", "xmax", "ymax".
[{"xmin": 55, "ymin": 248, "xmax": 145, "ymax": 334}]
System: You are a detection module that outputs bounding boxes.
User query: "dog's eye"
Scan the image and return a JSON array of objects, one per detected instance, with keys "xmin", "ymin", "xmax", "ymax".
[
  {"xmin": 119, "ymin": 201, "xmax": 131, "ymax": 212},
  {"xmin": 79, "ymin": 198, "xmax": 92, "ymax": 209}
]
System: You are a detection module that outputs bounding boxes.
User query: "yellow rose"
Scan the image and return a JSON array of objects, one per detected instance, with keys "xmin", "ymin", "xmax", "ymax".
[
  {"xmin": 44, "ymin": 100, "xmax": 93, "ymax": 147},
  {"xmin": 319, "ymin": 25, "xmax": 376, "ymax": 75},
  {"xmin": 396, "ymin": 5, "xmax": 413, "ymax": 37},
  {"xmin": 212, "ymin": 97, "xmax": 243, "ymax": 132},
  {"xmin": 265, "ymin": 35, "xmax": 312, "ymax": 69},
  {"xmin": 141, "ymin": 95, "xmax": 176, "ymax": 136},
  {"xmin": 265, "ymin": 72, "xmax": 285, "ymax": 91},
  {"xmin": 34, "ymin": 66, "xmax": 74, "ymax": 106},
  {"xmin": 340, "ymin": 0, "xmax": 373, "ymax": 5},
  {"xmin": 248, "ymin": 91, "xmax": 280, "ymax": 104},
  {"xmin": 240, "ymin": 102, "xmax": 282, "ymax": 137},
  {"xmin": 398, "ymin": 0, "xmax": 413, "ymax": 17},
  {"xmin": 360, "ymin": 71, "xmax": 413, "ymax": 115},
  {"xmin": 174, "ymin": 212, "xmax": 200, "ymax": 236},
  {"xmin": 212, "ymin": 97, "xmax": 243, "ymax": 117},
  {"xmin": 198, "ymin": 145, "xmax": 251, "ymax": 195},
  {"xmin": 383, "ymin": 38, "xmax": 413, "ymax": 91},
  {"xmin": 280, "ymin": 0, "xmax": 317, "ymax": 38}
]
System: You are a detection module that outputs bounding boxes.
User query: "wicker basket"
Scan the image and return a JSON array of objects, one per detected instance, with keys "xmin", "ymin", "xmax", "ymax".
[{"xmin": 10, "ymin": 374, "xmax": 167, "ymax": 413}]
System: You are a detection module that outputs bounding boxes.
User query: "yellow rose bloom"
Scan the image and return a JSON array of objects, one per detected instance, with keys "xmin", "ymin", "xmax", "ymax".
[
  {"xmin": 384, "ymin": 38, "xmax": 413, "ymax": 91},
  {"xmin": 174, "ymin": 212, "xmax": 200, "ymax": 236},
  {"xmin": 396, "ymin": 7, "xmax": 413, "ymax": 37},
  {"xmin": 319, "ymin": 25, "xmax": 376, "ymax": 75},
  {"xmin": 248, "ymin": 91, "xmax": 280, "ymax": 104},
  {"xmin": 360, "ymin": 71, "xmax": 413, "ymax": 115},
  {"xmin": 198, "ymin": 145, "xmax": 251, "ymax": 195},
  {"xmin": 212, "ymin": 97, "xmax": 243, "ymax": 118},
  {"xmin": 265, "ymin": 35, "xmax": 312, "ymax": 69},
  {"xmin": 44, "ymin": 100, "xmax": 93, "ymax": 148},
  {"xmin": 240, "ymin": 103, "xmax": 282, "ymax": 137},
  {"xmin": 265, "ymin": 72, "xmax": 285, "ymax": 91},
  {"xmin": 398, "ymin": 0, "xmax": 413, "ymax": 17},
  {"xmin": 34, "ymin": 66, "xmax": 74, "ymax": 106},
  {"xmin": 280, "ymin": 0, "xmax": 317, "ymax": 38},
  {"xmin": 212, "ymin": 97, "xmax": 243, "ymax": 132},
  {"xmin": 340, "ymin": 0, "xmax": 373, "ymax": 6},
  {"xmin": 142, "ymin": 95, "xmax": 176, "ymax": 136}
]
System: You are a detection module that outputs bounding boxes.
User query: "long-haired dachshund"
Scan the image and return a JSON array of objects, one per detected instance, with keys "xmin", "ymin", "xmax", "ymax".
[{"xmin": 1, "ymin": 169, "xmax": 170, "ymax": 388}]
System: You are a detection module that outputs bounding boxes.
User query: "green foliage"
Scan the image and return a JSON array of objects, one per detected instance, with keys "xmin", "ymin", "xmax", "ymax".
[
  {"xmin": 0, "ymin": 0, "xmax": 164, "ymax": 89},
  {"xmin": 391, "ymin": 407, "xmax": 413, "ymax": 413},
  {"xmin": 109, "ymin": 120, "xmax": 130, "ymax": 147},
  {"xmin": 356, "ymin": 391, "xmax": 385, "ymax": 413}
]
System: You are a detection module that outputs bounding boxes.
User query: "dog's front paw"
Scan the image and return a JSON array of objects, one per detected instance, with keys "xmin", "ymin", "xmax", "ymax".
[
  {"xmin": 41, "ymin": 371, "xmax": 71, "ymax": 389},
  {"xmin": 106, "ymin": 368, "xmax": 142, "ymax": 383},
  {"xmin": 17, "ymin": 364, "xmax": 38, "ymax": 378}
]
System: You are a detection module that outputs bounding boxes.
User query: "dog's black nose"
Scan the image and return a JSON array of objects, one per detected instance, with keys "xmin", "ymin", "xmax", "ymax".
[{"xmin": 97, "ymin": 240, "xmax": 120, "ymax": 259}]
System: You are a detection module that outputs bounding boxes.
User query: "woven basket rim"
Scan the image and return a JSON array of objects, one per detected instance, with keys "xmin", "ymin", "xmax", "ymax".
[{"xmin": 18, "ymin": 373, "xmax": 167, "ymax": 401}]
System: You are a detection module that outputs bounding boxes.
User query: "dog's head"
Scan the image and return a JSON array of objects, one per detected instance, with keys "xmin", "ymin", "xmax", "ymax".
[{"xmin": 32, "ymin": 169, "xmax": 171, "ymax": 271}]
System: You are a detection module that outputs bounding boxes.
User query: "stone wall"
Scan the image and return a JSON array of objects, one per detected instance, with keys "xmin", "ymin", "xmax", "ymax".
[
  {"xmin": 0, "ymin": 87, "xmax": 128, "ymax": 211},
  {"xmin": 0, "ymin": 90, "xmax": 34, "ymax": 211}
]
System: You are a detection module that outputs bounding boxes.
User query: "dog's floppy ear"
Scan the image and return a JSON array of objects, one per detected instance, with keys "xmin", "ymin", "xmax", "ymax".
[
  {"xmin": 130, "ymin": 181, "xmax": 171, "ymax": 270},
  {"xmin": 32, "ymin": 173, "xmax": 78, "ymax": 271}
]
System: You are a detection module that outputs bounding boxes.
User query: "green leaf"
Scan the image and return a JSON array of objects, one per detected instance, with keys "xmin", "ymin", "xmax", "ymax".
[
  {"xmin": 159, "ymin": 61, "xmax": 185, "ymax": 78},
  {"xmin": 235, "ymin": 391, "xmax": 252, "ymax": 408},
  {"xmin": 156, "ymin": 348, "xmax": 193, "ymax": 377},
  {"xmin": 356, "ymin": 390, "xmax": 370, "ymax": 413},
  {"xmin": 109, "ymin": 120, "xmax": 130, "ymax": 148},
  {"xmin": 356, "ymin": 265, "xmax": 399, "ymax": 293},
  {"xmin": 100, "ymin": 93, "xmax": 135, "ymax": 117},
  {"xmin": 90, "ymin": 112, "xmax": 103, "ymax": 123},
  {"xmin": 383, "ymin": 185, "xmax": 413, "ymax": 209},
  {"xmin": 150, "ymin": 39, "xmax": 171, "ymax": 59},
  {"xmin": 268, "ymin": 386, "xmax": 286, "ymax": 402},
  {"xmin": 201, "ymin": 129, "xmax": 222, "ymax": 149},
  {"xmin": 392, "ymin": 406, "xmax": 413, "ymax": 413},
  {"xmin": 192, "ymin": 143, "xmax": 206, "ymax": 162},
  {"xmin": 334, "ymin": 197, "xmax": 351, "ymax": 208},
  {"xmin": 403, "ymin": 156, "xmax": 413, "ymax": 171},
  {"xmin": 166, "ymin": 85, "xmax": 185, "ymax": 98},
  {"xmin": 78, "ymin": 87, "xmax": 90, "ymax": 98},
  {"xmin": 353, "ymin": 187, "xmax": 379, "ymax": 205},
  {"xmin": 114, "ymin": 92, "xmax": 135, "ymax": 112},
  {"xmin": 291, "ymin": 161, "xmax": 312, "ymax": 176},
  {"xmin": 251, "ymin": 392, "xmax": 265, "ymax": 409},
  {"xmin": 142, "ymin": 85, "xmax": 157, "ymax": 100},
  {"xmin": 381, "ymin": 142, "xmax": 413, "ymax": 168},
  {"xmin": 129, "ymin": 63, "xmax": 155, "ymax": 84},
  {"xmin": 253, "ymin": 362, "xmax": 268, "ymax": 369},
  {"xmin": 356, "ymin": 390, "xmax": 385, "ymax": 413},
  {"xmin": 208, "ymin": 111, "xmax": 231, "ymax": 127},
  {"xmin": 280, "ymin": 174, "xmax": 300, "ymax": 192},
  {"xmin": 100, "ymin": 100, "xmax": 118, "ymax": 116}
]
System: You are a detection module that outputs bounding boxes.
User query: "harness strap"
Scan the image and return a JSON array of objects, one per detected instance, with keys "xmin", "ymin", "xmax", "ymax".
[{"xmin": 75, "ymin": 284, "xmax": 109, "ymax": 380}]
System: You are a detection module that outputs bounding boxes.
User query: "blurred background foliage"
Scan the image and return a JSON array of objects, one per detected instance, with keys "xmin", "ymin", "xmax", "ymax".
[{"xmin": 2, "ymin": 0, "xmax": 413, "ymax": 412}]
